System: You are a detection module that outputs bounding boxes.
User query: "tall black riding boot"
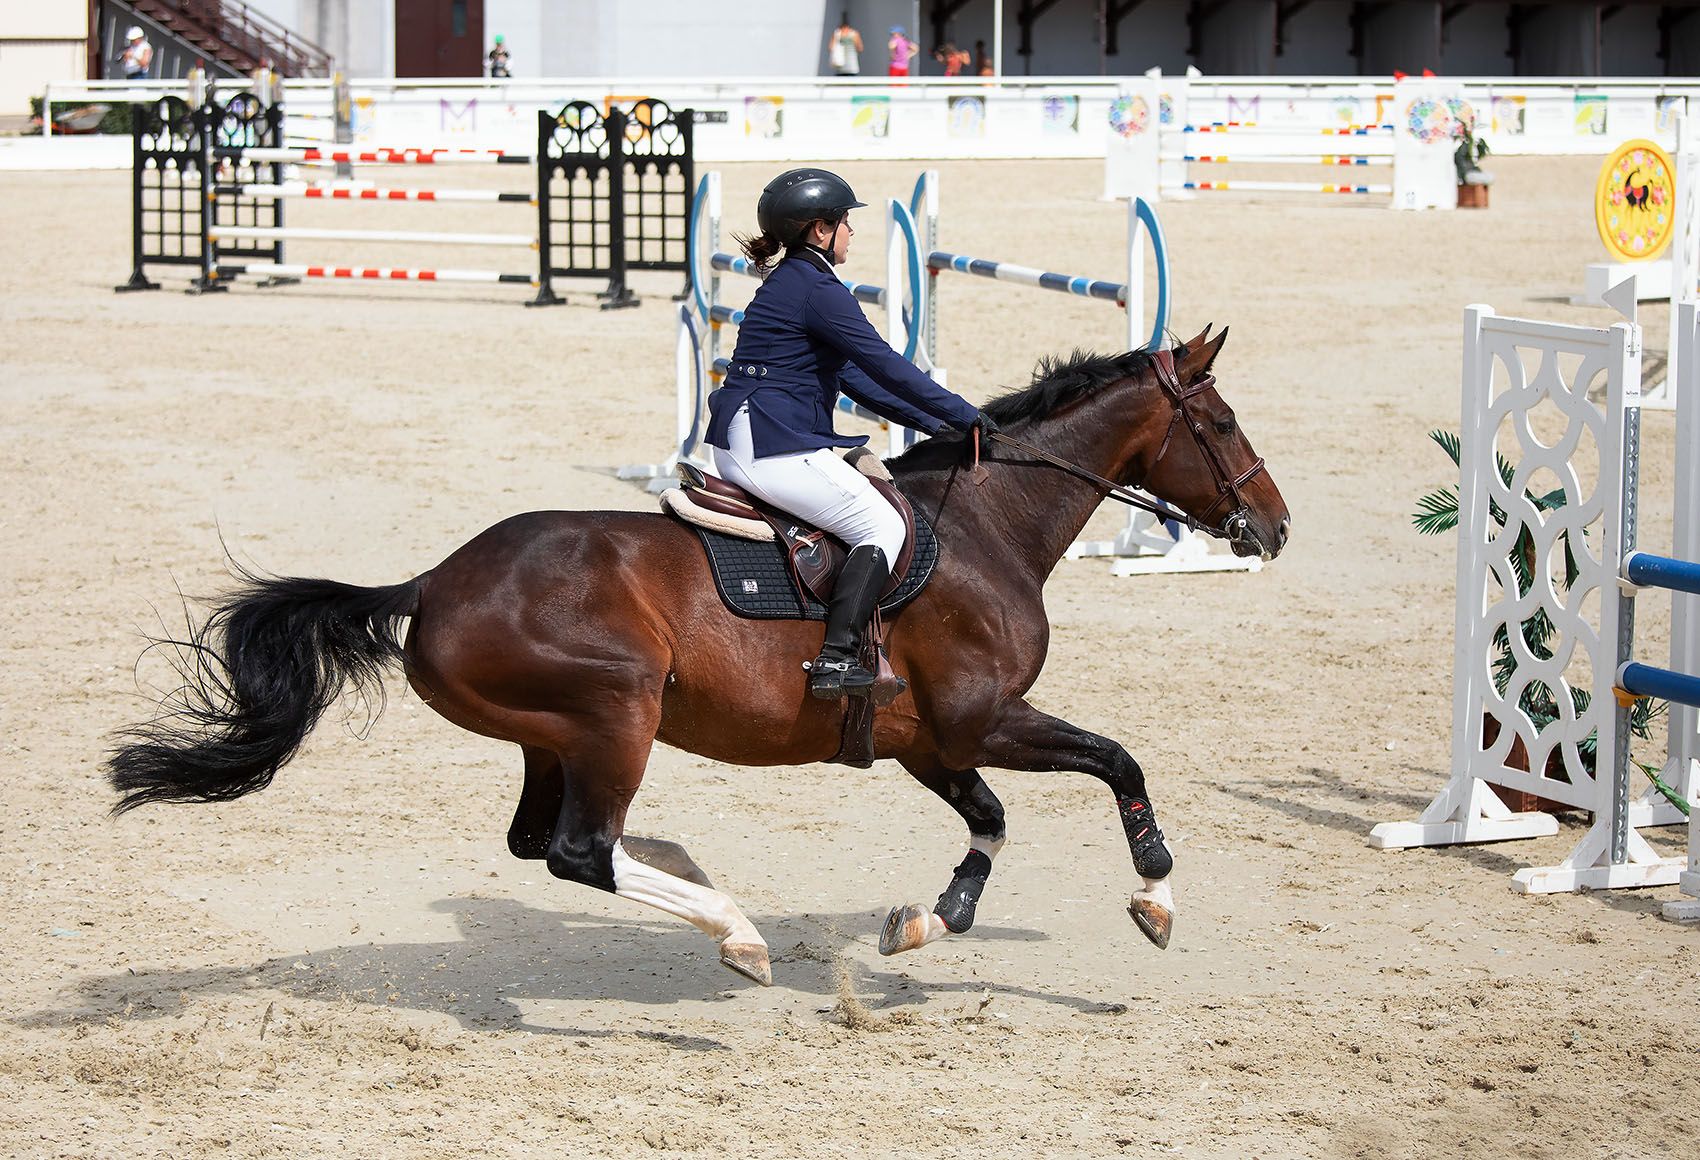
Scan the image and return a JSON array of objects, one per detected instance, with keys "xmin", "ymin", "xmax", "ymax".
[{"xmin": 808, "ymin": 544, "xmax": 890, "ymax": 700}]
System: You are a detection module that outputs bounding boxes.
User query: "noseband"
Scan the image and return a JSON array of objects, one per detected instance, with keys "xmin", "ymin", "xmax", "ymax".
[{"xmin": 1141, "ymin": 348, "xmax": 1268, "ymax": 546}]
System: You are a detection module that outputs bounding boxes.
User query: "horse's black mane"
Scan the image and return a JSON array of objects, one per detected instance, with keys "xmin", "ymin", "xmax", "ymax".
[
  {"xmin": 891, "ymin": 348, "xmax": 1154, "ymax": 473},
  {"xmin": 982, "ymin": 348, "xmax": 1155, "ymax": 426}
]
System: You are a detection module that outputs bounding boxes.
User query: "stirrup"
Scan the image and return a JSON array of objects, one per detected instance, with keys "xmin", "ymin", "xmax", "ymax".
[{"xmin": 806, "ymin": 655, "xmax": 876, "ymax": 700}]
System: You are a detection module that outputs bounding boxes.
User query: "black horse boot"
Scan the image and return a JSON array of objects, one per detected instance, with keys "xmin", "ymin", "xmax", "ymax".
[{"xmin": 808, "ymin": 544, "xmax": 890, "ymax": 700}]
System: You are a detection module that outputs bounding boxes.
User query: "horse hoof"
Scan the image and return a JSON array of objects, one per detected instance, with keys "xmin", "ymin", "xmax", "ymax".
[
  {"xmin": 719, "ymin": 942, "xmax": 773, "ymax": 986},
  {"xmin": 878, "ymin": 904, "xmax": 947, "ymax": 956},
  {"xmin": 1128, "ymin": 898, "xmax": 1172, "ymax": 950}
]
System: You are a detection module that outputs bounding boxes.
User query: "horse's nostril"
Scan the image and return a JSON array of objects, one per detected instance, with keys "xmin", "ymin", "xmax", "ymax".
[{"xmin": 1276, "ymin": 518, "xmax": 1291, "ymax": 550}]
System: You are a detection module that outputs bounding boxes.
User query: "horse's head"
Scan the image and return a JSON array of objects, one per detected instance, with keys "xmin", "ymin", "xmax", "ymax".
[{"xmin": 1137, "ymin": 326, "xmax": 1289, "ymax": 561}]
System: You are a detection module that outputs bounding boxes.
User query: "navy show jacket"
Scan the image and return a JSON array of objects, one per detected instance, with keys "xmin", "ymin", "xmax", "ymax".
[{"xmin": 704, "ymin": 246, "xmax": 980, "ymax": 458}]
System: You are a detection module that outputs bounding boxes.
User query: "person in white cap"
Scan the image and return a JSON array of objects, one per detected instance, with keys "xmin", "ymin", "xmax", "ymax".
[{"xmin": 121, "ymin": 27, "xmax": 154, "ymax": 80}]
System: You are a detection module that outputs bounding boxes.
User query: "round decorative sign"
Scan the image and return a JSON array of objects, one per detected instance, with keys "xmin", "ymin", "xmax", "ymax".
[
  {"xmin": 1108, "ymin": 95, "xmax": 1150, "ymax": 139},
  {"xmin": 1403, "ymin": 98, "xmax": 1451, "ymax": 144},
  {"xmin": 1595, "ymin": 139, "xmax": 1676, "ymax": 262}
]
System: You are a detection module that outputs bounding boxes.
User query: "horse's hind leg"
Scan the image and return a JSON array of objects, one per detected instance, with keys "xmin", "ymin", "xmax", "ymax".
[
  {"xmin": 508, "ymin": 745, "xmax": 564, "ymax": 859},
  {"xmin": 540, "ymin": 711, "xmax": 769, "ymax": 986},
  {"xmin": 510, "ymin": 747, "xmax": 712, "ymax": 888},
  {"xmin": 879, "ymin": 756, "xmax": 1008, "ymax": 956}
]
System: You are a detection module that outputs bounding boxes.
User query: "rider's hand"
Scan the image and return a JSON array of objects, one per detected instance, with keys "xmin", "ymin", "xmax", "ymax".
[{"xmin": 965, "ymin": 410, "xmax": 1000, "ymax": 469}]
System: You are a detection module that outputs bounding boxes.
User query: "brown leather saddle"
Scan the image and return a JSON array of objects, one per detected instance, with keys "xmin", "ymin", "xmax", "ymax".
[{"xmin": 674, "ymin": 462, "xmax": 919, "ymax": 605}]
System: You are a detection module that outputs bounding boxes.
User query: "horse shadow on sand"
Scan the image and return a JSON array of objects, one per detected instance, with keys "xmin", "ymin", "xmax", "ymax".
[{"xmin": 18, "ymin": 895, "xmax": 1126, "ymax": 1050}]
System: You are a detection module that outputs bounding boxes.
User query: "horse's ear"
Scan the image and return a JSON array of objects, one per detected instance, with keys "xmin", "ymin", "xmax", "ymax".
[
  {"xmin": 1174, "ymin": 324, "xmax": 1213, "ymax": 357},
  {"xmin": 1177, "ymin": 325, "xmax": 1229, "ymax": 382}
]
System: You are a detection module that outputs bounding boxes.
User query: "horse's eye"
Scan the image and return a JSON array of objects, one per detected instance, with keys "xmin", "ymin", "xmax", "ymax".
[{"xmin": 1215, "ymin": 417, "xmax": 1236, "ymax": 436}]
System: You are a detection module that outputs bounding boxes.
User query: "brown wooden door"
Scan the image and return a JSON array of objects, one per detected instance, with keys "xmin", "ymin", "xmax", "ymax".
[{"xmin": 394, "ymin": 0, "xmax": 485, "ymax": 77}]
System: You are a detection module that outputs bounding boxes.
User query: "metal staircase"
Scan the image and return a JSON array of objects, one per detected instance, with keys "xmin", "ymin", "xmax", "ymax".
[{"xmin": 110, "ymin": 0, "xmax": 332, "ymax": 77}]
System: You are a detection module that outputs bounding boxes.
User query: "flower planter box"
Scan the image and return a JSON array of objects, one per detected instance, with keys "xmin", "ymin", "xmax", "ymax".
[
  {"xmin": 1457, "ymin": 183, "xmax": 1489, "ymax": 209},
  {"xmin": 1480, "ymin": 713, "xmax": 1580, "ymax": 814}
]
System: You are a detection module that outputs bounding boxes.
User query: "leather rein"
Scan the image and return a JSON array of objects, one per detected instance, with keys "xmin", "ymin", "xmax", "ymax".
[{"xmin": 983, "ymin": 348, "xmax": 1268, "ymax": 545}]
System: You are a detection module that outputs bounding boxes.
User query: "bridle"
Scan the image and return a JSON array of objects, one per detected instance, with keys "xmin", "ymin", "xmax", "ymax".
[{"xmin": 984, "ymin": 348, "xmax": 1269, "ymax": 549}]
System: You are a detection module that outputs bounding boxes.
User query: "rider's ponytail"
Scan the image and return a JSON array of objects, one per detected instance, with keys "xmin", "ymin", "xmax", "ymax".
[{"xmin": 735, "ymin": 230, "xmax": 785, "ymax": 277}]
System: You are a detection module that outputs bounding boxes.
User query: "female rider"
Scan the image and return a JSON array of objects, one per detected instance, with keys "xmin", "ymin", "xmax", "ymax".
[{"xmin": 704, "ymin": 168, "xmax": 996, "ymax": 700}]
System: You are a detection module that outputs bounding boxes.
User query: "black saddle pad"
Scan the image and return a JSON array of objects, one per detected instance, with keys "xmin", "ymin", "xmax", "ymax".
[{"xmin": 693, "ymin": 508, "xmax": 938, "ymax": 621}]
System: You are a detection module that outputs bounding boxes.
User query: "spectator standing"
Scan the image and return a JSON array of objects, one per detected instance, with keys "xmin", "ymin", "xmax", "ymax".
[
  {"xmin": 828, "ymin": 14, "xmax": 863, "ymax": 77},
  {"xmin": 887, "ymin": 26, "xmax": 917, "ymax": 78},
  {"xmin": 487, "ymin": 34, "xmax": 511, "ymax": 78},
  {"xmin": 933, "ymin": 41, "xmax": 970, "ymax": 77},
  {"xmin": 120, "ymin": 27, "xmax": 153, "ymax": 80},
  {"xmin": 975, "ymin": 39, "xmax": 994, "ymax": 77}
]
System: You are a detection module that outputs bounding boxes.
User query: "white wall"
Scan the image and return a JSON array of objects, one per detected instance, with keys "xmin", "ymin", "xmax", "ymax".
[
  {"xmin": 5, "ymin": 0, "xmax": 86, "ymax": 39},
  {"xmin": 0, "ymin": 0, "xmax": 86, "ymax": 114},
  {"xmin": 536, "ymin": 0, "xmax": 829, "ymax": 77},
  {"xmin": 0, "ymin": 40, "xmax": 86, "ymax": 115}
]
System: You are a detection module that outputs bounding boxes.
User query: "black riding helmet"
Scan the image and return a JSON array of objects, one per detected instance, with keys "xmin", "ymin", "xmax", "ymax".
[{"xmin": 757, "ymin": 168, "xmax": 867, "ymax": 246}]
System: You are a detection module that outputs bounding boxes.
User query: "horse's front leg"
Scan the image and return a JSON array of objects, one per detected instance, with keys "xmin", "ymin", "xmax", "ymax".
[
  {"xmin": 968, "ymin": 700, "xmax": 1175, "ymax": 949},
  {"xmin": 879, "ymin": 756, "xmax": 1007, "ymax": 956}
]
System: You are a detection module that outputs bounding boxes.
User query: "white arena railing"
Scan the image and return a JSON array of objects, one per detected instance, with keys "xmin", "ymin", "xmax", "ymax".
[{"xmin": 33, "ymin": 74, "xmax": 1700, "ymax": 163}]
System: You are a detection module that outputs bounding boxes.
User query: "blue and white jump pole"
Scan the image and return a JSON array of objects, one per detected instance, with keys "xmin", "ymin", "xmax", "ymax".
[{"xmin": 908, "ymin": 169, "xmax": 1169, "ymax": 375}]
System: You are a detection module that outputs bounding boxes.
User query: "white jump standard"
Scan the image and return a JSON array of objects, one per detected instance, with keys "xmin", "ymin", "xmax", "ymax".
[{"xmin": 1372, "ymin": 302, "xmax": 1700, "ymax": 897}]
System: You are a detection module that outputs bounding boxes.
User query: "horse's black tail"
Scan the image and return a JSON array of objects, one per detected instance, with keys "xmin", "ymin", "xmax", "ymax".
[{"xmin": 107, "ymin": 570, "xmax": 422, "ymax": 815}]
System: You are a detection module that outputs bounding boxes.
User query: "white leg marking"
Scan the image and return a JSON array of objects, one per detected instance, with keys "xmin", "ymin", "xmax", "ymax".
[
  {"xmin": 914, "ymin": 834, "xmax": 1003, "ymax": 949},
  {"xmin": 611, "ymin": 844, "xmax": 764, "ymax": 948},
  {"xmin": 915, "ymin": 912, "xmax": 952, "ymax": 947},
  {"xmin": 1132, "ymin": 840, "xmax": 1175, "ymax": 913},
  {"xmin": 1131, "ymin": 875, "xmax": 1174, "ymax": 912}
]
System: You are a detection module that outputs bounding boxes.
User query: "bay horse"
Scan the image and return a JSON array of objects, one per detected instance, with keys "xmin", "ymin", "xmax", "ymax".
[{"xmin": 107, "ymin": 326, "xmax": 1288, "ymax": 988}]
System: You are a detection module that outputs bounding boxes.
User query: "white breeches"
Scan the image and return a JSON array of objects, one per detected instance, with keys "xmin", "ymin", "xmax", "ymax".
[{"xmin": 712, "ymin": 404, "xmax": 906, "ymax": 566}]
